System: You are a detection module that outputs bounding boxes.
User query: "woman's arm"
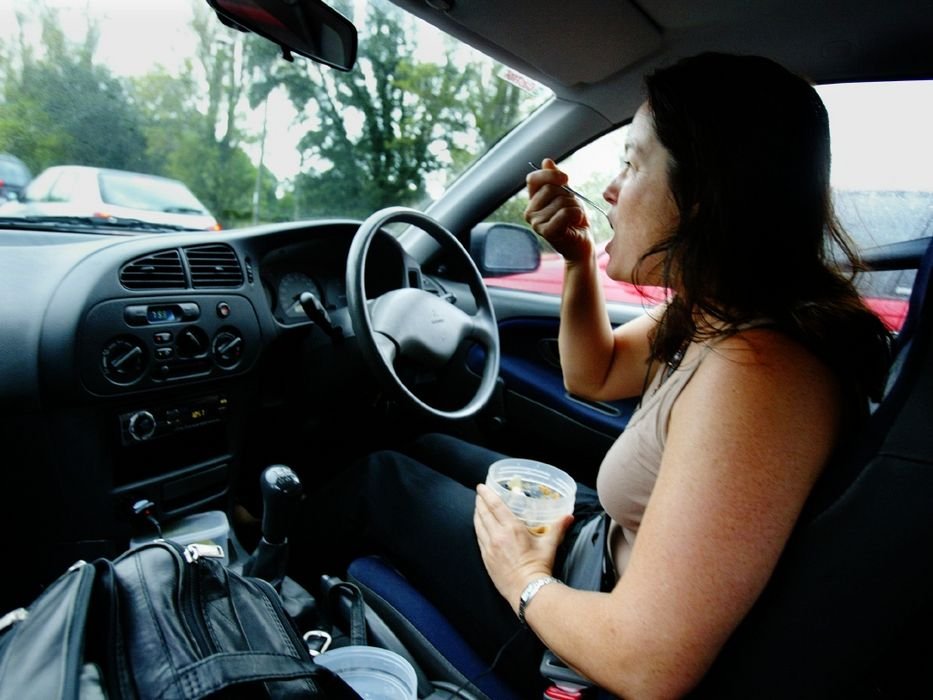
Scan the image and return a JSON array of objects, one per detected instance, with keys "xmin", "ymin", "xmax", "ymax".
[
  {"xmin": 475, "ymin": 329, "xmax": 842, "ymax": 698},
  {"xmin": 526, "ymin": 159, "xmax": 658, "ymax": 400},
  {"xmin": 560, "ymin": 278, "xmax": 662, "ymax": 402}
]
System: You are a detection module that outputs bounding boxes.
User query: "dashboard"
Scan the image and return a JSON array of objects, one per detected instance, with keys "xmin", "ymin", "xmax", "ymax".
[{"xmin": 0, "ymin": 217, "xmax": 424, "ymax": 604}]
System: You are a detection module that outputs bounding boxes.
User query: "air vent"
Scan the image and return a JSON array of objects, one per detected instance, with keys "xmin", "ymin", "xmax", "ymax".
[
  {"xmin": 119, "ymin": 249, "xmax": 186, "ymax": 290},
  {"xmin": 185, "ymin": 244, "xmax": 243, "ymax": 288}
]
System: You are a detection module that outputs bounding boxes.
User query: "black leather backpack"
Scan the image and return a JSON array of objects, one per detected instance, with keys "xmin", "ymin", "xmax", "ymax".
[{"xmin": 0, "ymin": 540, "xmax": 360, "ymax": 699}]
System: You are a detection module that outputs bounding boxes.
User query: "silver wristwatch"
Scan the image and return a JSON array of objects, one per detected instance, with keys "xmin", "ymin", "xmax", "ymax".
[{"xmin": 518, "ymin": 576, "xmax": 559, "ymax": 625}]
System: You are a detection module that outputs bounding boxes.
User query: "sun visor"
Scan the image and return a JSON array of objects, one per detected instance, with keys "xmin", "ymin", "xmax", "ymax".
[{"xmin": 391, "ymin": 0, "xmax": 662, "ymax": 88}]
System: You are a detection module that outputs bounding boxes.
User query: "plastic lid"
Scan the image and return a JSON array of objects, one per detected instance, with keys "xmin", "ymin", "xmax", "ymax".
[
  {"xmin": 486, "ymin": 458, "xmax": 576, "ymax": 533},
  {"xmin": 315, "ymin": 646, "xmax": 417, "ymax": 700}
]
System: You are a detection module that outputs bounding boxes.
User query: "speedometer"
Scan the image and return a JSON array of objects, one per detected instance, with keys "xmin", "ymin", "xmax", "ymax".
[{"xmin": 277, "ymin": 272, "xmax": 322, "ymax": 320}]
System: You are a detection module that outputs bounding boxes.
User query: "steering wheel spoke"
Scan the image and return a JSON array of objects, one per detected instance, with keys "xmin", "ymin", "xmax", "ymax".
[
  {"xmin": 469, "ymin": 309, "xmax": 499, "ymax": 350},
  {"xmin": 347, "ymin": 207, "xmax": 500, "ymax": 421},
  {"xmin": 373, "ymin": 331, "xmax": 398, "ymax": 366}
]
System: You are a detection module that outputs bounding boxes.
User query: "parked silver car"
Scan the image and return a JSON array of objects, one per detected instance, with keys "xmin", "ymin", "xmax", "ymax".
[{"xmin": 3, "ymin": 165, "xmax": 219, "ymax": 231}]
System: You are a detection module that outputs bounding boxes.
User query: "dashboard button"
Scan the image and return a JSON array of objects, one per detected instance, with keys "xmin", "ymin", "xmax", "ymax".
[
  {"xmin": 123, "ymin": 305, "xmax": 148, "ymax": 326},
  {"xmin": 217, "ymin": 302, "xmax": 231, "ymax": 318},
  {"xmin": 179, "ymin": 303, "xmax": 200, "ymax": 320},
  {"xmin": 153, "ymin": 331, "xmax": 173, "ymax": 344}
]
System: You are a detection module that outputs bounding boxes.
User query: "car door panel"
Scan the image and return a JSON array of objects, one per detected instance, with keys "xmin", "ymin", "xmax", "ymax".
[{"xmin": 474, "ymin": 290, "xmax": 644, "ymax": 484}]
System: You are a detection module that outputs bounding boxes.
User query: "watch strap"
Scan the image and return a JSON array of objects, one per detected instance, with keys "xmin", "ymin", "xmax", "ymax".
[{"xmin": 518, "ymin": 575, "xmax": 559, "ymax": 625}]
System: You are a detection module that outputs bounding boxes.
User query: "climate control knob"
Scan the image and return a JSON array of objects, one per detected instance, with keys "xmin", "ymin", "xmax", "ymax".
[
  {"xmin": 212, "ymin": 328, "xmax": 244, "ymax": 369},
  {"xmin": 101, "ymin": 336, "xmax": 147, "ymax": 384},
  {"xmin": 127, "ymin": 410, "xmax": 157, "ymax": 441}
]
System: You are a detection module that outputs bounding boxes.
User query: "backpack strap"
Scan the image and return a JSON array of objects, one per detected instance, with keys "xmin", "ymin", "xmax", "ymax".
[{"xmin": 164, "ymin": 651, "xmax": 359, "ymax": 699}]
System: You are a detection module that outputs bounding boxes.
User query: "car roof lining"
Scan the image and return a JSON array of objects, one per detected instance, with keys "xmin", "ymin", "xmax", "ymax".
[
  {"xmin": 390, "ymin": 0, "xmax": 662, "ymax": 87},
  {"xmin": 389, "ymin": 0, "xmax": 933, "ymax": 125}
]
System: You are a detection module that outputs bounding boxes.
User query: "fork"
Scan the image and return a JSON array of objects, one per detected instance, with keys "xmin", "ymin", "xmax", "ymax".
[{"xmin": 527, "ymin": 161, "xmax": 611, "ymax": 222}]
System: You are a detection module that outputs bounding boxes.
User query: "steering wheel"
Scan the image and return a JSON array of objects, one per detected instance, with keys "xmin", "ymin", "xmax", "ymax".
[{"xmin": 346, "ymin": 206, "xmax": 500, "ymax": 421}]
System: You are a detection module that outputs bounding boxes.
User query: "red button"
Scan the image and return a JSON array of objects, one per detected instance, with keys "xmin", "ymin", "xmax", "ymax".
[{"xmin": 217, "ymin": 302, "xmax": 231, "ymax": 318}]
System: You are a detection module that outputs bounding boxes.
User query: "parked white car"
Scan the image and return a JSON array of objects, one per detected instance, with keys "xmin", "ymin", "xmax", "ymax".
[{"xmin": 3, "ymin": 165, "xmax": 219, "ymax": 231}]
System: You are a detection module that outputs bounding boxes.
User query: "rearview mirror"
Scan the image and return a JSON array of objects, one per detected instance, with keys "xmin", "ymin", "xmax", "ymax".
[{"xmin": 206, "ymin": 0, "xmax": 358, "ymax": 71}]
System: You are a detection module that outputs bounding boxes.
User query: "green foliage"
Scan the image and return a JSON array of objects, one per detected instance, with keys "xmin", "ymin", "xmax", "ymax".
[
  {"xmin": 130, "ymin": 66, "xmax": 257, "ymax": 227},
  {"xmin": 268, "ymin": 0, "xmax": 537, "ymax": 219},
  {"xmin": 0, "ymin": 9, "xmax": 148, "ymax": 174},
  {"xmin": 492, "ymin": 194, "xmax": 531, "ymax": 229},
  {"xmin": 130, "ymin": 68, "xmax": 199, "ymax": 176}
]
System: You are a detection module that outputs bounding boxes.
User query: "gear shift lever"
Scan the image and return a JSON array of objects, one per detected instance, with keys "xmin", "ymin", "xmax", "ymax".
[
  {"xmin": 260, "ymin": 465, "xmax": 303, "ymax": 545},
  {"xmin": 240, "ymin": 465, "xmax": 317, "ymax": 629},
  {"xmin": 243, "ymin": 465, "xmax": 302, "ymax": 583}
]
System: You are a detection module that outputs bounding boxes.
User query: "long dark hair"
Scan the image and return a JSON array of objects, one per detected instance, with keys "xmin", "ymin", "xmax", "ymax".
[{"xmin": 641, "ymin": 52, "xmax": 891, "ymax": 404}]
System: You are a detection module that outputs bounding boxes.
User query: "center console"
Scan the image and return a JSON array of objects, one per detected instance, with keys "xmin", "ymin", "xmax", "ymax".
[
  {"xmin": 67, "ymin": 287, "xmax": 266, "ymax": 520},
  {"xmin": 79, "ymin": 294, "xmax": 262, "ymax": 395}
]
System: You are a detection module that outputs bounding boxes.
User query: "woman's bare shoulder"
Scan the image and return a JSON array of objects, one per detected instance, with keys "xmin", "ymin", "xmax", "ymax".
[
  {"xmin": 679, "ymin": 325, "xmax": 843, "ymax": 446},
  {"xmin": 705, "ymin": 326, "xmax": 835, "ymax": 386}
]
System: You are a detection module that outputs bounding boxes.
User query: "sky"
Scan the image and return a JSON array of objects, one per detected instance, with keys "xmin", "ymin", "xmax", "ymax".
[{"xmin": 819, "ymin": 82, "xmax": 933, "ymax": 191}]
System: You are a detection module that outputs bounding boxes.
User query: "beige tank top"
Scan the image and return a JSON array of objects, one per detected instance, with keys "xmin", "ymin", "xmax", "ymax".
[{"xmin": 596, "ymin": 340, "xmax": 718, "ymax": 576}]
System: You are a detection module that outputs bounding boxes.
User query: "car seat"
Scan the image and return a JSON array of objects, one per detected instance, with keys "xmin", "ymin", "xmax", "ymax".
[{"xmin": 348, "ymin": 235, "xmax": 933, "ymax": 698}]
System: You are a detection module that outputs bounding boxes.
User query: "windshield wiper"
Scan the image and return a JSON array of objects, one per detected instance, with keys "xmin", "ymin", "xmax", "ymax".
[
  {"xmin": 161, "ymin": 206, "xmax": 205, "ymax": 215},
  {"xmin": 0, "ymin": 215, "xmax": 197, "ymax": 233}
]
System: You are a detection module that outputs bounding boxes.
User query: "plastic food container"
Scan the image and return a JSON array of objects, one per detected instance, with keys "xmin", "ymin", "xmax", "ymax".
[
  {"xmin": 315, "ymin": 646, "xmax": 417, "ymax": 700},
  {"xmin": 486, "ymin": 458, "xmax": 576, "ymax": 534}
]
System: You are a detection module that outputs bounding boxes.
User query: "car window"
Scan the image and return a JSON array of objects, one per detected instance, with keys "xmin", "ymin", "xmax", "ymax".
[
  {"xmin": 823, "ymin": 81, "xmax": 933, "ymax": 331},
  {"xmin": 484, "ymin": 80, "xmax": 933, "ymax": 331},
  {"xmin": 48, "ymin": 169, "xmax": 80, "ymax": 202}
]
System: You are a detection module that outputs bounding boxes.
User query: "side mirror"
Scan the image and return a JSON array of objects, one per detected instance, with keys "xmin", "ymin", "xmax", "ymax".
[
  {"xmin": 470, "ymin": 222, "xmax": 541, "ymax": 277},
  {"xmin": 206, "ymin": 0, "xmax": 358, "ymax": 71}
]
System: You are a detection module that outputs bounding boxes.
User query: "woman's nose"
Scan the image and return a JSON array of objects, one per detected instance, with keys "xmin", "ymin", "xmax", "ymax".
[{"xmin": 603, "ymin": 178, "xmax": 619, "ymax": 206}]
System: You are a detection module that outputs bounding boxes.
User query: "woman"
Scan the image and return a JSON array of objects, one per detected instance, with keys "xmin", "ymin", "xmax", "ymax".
[{"xmin": 295, "ymin": 53, "xmax": 890, "ymax": 697}]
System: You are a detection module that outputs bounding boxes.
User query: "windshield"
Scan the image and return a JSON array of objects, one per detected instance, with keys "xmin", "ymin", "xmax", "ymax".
[{"xmin": 0, "ymin": 0, "xmax": 551, "ymax": 230}]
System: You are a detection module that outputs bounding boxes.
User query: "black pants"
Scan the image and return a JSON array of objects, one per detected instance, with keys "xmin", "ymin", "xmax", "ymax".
[{"xmin": 290, "ymin": 433, "xmax": 602, "ymax": 697}]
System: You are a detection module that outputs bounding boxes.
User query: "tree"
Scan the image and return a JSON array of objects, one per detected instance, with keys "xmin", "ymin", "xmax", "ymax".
[
  {"xmin": 128, "ymin": 7, "xmax": 283, "ymax": 226},
  {"xmin": 0, "ymin": 8, "xmax": 148, "ymax": 174},
  {"xmin": 260, "ymin": 0, "xmax": 537, "ymax": 220}
]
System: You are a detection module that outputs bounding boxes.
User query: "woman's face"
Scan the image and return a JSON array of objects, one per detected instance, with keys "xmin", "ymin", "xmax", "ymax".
[{"xmin": 602, "ymin": 102, "xmax": 679, "ymax": 286}]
